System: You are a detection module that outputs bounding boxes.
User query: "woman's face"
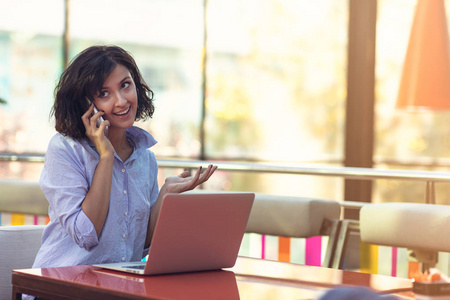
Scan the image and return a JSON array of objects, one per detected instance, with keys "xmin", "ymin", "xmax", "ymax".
[{"xmin": 93, "ymin": 64, "xmax": 138, "ymax": 132}]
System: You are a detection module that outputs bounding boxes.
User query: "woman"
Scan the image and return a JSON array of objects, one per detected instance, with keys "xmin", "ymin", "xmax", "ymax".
[{"xmin": 33, "ymin": 45, "xmax": 217, "ymax": 268}]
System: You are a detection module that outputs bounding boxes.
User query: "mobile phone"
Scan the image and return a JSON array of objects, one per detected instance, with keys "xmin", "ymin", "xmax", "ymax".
[
  {"xmin": 92, "ymin": 105, "xmax": 104, "ymax": 128},
  {"xmin": 87, "ymin": 97, "xmax": 108, "ymax": 136}
]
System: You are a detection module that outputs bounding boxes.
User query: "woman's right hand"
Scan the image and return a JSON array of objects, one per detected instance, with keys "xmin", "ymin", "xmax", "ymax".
[
  {"xmin": 81, "ymin": 104, "xmax": 114, "ymax": 158},
  {"xmin": 80, "ymin": 104, "xmax": 114, "ymax": 238}
]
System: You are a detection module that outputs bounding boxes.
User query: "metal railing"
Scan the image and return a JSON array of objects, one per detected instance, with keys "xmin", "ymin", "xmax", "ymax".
[{"xmin": 2, "ymin": 153, "xmax": 450, "ymax": 204}]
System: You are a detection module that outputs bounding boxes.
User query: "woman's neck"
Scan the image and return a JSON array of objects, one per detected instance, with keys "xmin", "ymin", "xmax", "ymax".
[{"xmin": 107, "ymin": 128, "xmax": 133, "ymax": 162}]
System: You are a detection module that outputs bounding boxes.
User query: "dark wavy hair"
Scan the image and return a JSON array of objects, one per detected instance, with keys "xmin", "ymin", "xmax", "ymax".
[{"xmin": 52, "ymin": 45, "xmax": 155, "ymax": 140}]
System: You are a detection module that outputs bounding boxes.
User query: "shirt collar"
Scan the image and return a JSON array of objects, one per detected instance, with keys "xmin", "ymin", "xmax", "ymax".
[
  {"xmin": 88, "ymin": 126, "xmax": 157, "ymax": 157},
  {"xmin": 126, "ymin": 126, "xmax": 157, "ymax": 151}
]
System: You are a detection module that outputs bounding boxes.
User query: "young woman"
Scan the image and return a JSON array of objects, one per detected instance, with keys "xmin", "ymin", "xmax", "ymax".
[{"xmin": 33, "ymin": 45, "xmax": 217, "ymax": 268}]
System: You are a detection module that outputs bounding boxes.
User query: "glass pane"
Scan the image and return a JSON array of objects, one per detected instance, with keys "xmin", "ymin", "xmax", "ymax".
[
  {"xmin": 375, "ymin": 0, "xmax": 450, "ymax": 205},
  {"xmin": 205, "ymin": 0, "xmax": 348, "ymax": 163},
  {"xmin": 374, "ymin": 163, "xmax": 450, "ymax": 205},
  {"xmin": 204, "ymin": 0, "xmax": 348, "ymax": 198},
  {"xmin": 0, "ymin": 0, "xmax": 63, "ymax": 179},
  {"xmin": 69, "ymin": 0, "xmax": 205, "ymax": 158},
  {"xmin": 375, "ymin": 0, "xmax": 450, "ymax": 162},
  {"xmin": 0, "ymin": 161, "xmax": 44, "ymax": 181}
]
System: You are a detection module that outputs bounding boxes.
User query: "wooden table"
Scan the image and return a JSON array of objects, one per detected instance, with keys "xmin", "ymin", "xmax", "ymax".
[{"xmin": 12, "ymin": 256, "xmax": 414, "ymax": 300}]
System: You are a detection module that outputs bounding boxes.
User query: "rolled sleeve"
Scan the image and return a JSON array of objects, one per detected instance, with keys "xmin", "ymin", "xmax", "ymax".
[
  {"xmin": 41, "ymin": 134, "xmax": 99, "ymax": 249},
  {"xmin": 74, "ymin": 210, "xmax": 99, "ymax": 249}
]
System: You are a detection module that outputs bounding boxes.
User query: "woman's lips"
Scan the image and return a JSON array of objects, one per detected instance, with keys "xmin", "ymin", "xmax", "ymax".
[{"xmin": 113, "ymin": 106, "xmax": 130, "ymax": 117}]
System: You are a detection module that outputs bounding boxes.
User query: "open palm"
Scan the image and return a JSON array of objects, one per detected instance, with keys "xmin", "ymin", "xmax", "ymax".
[{"xmin": 164, "ymin": 164, "xmax": 218, "ymax": 193}]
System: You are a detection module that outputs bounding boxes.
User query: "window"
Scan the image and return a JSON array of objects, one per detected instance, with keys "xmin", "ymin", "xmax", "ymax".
[
  {"xmin": 0, "ymin": 0, "xmax": 63, "ymax": 180},
  {"xmin": 0, "ymin": 0, "xmax": 348, "ymax": 200},
  {"xmin": 374, "ymin": 0, "xmax": 450, "ymax": 204}
]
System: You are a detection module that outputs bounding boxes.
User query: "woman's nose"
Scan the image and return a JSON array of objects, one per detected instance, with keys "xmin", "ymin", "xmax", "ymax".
[{"xmin": 114, "ymin": 92, "xmax": 128, "ymax": 105}]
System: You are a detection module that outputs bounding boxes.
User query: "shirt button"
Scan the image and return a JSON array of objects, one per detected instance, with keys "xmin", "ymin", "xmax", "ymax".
[
  {"xmin": 122, "ymin": 234, "xmax": 126, "ymax": 238},
  {"xmin": 121, "ymin": 168, "xmax": 126, "ymax": 173},
  {"xmin": 123, "ymin": 190, "xmax": 127, "ymax": 195},
  {"xmin": 124, "ymin": 212, "xmax": 128, "ymax": 216},
  {"xmin": 121, "ymin": 257, "xmax": 125, "ymax": 262}
]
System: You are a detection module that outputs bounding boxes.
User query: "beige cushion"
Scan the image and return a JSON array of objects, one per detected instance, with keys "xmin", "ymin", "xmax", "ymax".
[
  {"xmin": 0, "ymin": 225, "xmax": 45, "ymax": 299},
  {"xmin": 360, "ymin": 203, "xmax": 450, "ymax": 252},
  {"xmin": 0, "ymin": 180, "xmax": 48, "ymax": 215},
  {"xmin": 246, "ymin": 193, "xmax": 340, "ymax": 238}
]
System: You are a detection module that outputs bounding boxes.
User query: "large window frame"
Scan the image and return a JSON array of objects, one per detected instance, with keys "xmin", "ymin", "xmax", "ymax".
[{"xmin": 4, "ymin": 0, "xmax": 448, "ymax": 210}]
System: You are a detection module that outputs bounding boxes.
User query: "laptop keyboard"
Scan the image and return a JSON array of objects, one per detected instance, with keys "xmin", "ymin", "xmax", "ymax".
[{"xmin": 124, "ymin": 265, "xmax": 145, "ymax": 270}]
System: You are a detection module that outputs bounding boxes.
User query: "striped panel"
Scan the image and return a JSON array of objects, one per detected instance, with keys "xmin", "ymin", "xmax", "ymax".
[
  {"xmin": 238, "ymin": 233, "xmax": 251, "ymax": 257},
  {"xmin": 261, "ymin": 234, "xmax": 266, "ymax": 259},
  {"xmin": 11, "ymin": 213, "xmax": 25, "ymax": 225},
  {"xmin": 305, "ymin": 236, "xmax": 322, "ymax": 266},
  {"xmin": 396, "ymin": 247, "xmax": 408, "ymax": 278},
  {"xmin": 249, "ymin": 233, "xmax": 263, "ymax": 258},
  {"xmin": 360, "ymin": 241, "xmax": 378, "ymax": 274},
  {"xmin": 391, "ymin": 247, "xmax": 397, "ymax": 277},
  {"xmin": 264, "ymin": 235, "xmax": 279, "ymax": 261},
  {"xmin": 0, "ymin": 213, "xmax": 10, "ymax": 225},
  {"xmin": 378, "ymin": 245, "xmax": 392, "ymax": 276},
  {"xmin": 290, "ymin": 237, "xmax": 306, "ymax": 265},
  {"xmin": 278, "ymin": 236, "xmax": 290, "ymax": 262}
]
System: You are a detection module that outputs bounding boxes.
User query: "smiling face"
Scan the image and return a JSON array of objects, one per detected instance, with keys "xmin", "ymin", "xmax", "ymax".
[{"xmin": 93, "ymin": 64, "xmax": 138, "ymax": 133}]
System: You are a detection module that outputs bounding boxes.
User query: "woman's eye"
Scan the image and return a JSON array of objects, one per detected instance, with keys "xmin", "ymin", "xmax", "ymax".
[
  {"xmin": 98, "ymin": 91, "xmax": 109, "ymax": 98},
  {"xmin": 122, "ymin": 82, "xmax": 131, "ymax": 89}
]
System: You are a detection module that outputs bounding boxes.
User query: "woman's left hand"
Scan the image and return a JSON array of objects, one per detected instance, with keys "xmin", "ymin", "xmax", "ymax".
[
  {"xmin": 146, "ymin": 164, "xmax": 218, "ymax": 247},
  {"xmin": 164, "ymin": 164, "xmax": 218, "ymax": 194}
]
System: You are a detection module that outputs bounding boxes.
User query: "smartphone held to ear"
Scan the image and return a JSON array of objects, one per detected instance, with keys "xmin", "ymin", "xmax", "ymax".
[
  {"xmin": 92, "ymin": 105, "xmax": 104, "ymax": 128},
  {"xmin": 87, "ymin": 98, "xmax": 109, "ymax": 136}
]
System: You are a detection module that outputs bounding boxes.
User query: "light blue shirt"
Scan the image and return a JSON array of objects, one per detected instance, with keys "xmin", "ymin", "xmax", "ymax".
[{"xmin": 33, "ymin": 126, "xmax": 159, "ymax": 268}]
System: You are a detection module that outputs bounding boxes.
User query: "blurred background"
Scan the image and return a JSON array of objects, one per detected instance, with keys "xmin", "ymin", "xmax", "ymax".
[
  {"xmin": 3, "ymin": 0, "xmax": 450, "ymax": 203},
  {"xmin": 2, "ymin": 0, "xmax": 450, "ymax": 276}
]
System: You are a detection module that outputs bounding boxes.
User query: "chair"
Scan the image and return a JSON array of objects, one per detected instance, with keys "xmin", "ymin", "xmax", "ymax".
[
  {"xmin": 0, "ymin": 225, "xmax": 45, "ymax": 299},
  {"xmin": 360, "ymin": 202, "xmax": 450, "ymax": 271},
  {"xmin": 245, "ymin": 193, "xmax": 342, "ymax": 267},
  {"xmin": 245, "ymin": 193, "xmax": 340, "ymax": 237}
]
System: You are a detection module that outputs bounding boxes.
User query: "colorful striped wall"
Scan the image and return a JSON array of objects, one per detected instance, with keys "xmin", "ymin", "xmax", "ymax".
[
  {"xmin": 1, "ymin": 212, "xmax": 445, "ymax": 279},
  {"xmin": 238, "ymin": 234, "xmax": 448, "ymax": 279},
  {"xmin": 0, "ymin": 213, "xmax": 49, "ymax": 226},
  {"xmin": 238, "ymin": 234, "xmax": 327, "ymax": 266}
]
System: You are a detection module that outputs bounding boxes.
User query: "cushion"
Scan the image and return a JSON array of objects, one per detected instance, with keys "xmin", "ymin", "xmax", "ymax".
[
  {"xmin": 0, "ymin": 180, "xmax": 48, "ymax": 215},
  {"xmin": 246, "ymin": 193, "xmax": 341, "ymax": 238},
  {"xmin": 360, "ymin": 202, "xmax": 450, "ymax": 252}
]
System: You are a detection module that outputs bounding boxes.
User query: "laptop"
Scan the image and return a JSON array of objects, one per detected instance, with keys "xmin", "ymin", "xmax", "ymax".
[{"xmin": 94, "ymin": 192, "xmax": 255, "ymax": 275}]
